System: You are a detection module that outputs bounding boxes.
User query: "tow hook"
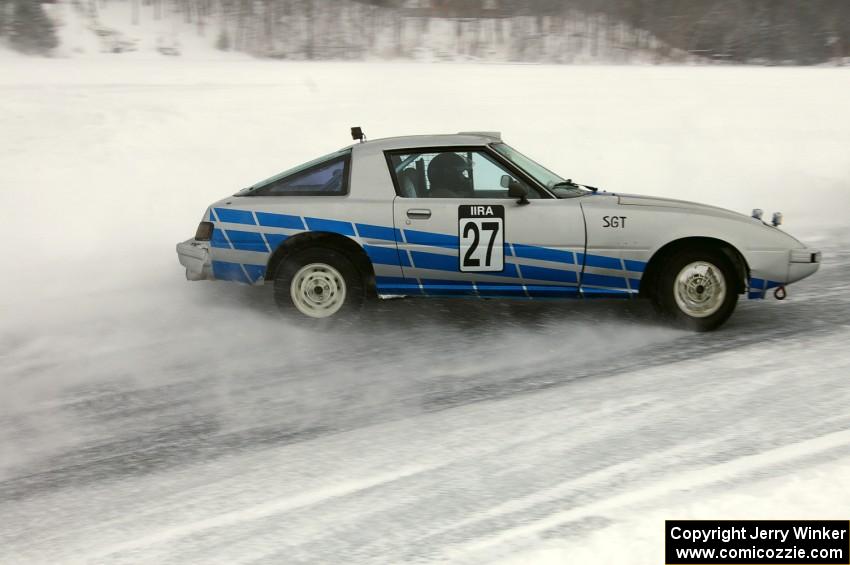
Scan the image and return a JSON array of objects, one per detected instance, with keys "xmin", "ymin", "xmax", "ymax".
[{"xmin": 774, "ymin": 286, "xmax": 787, "ymax": 300}]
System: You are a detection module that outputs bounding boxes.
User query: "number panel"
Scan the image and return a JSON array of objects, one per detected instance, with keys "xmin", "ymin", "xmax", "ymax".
[{"xmin": 458, "ymin": 205, "xmax": 505, "ymax": 272}]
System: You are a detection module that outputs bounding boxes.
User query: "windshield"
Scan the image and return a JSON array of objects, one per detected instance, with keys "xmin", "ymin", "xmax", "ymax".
[
  {"xmin": 491, "ymin": 142, "xmax": 565, "ymax": 189},
  {"xmin": 491, "ymin": 142, "xmax": 591, "ymax": 198},
  {"xmin": 236, "ymin": 147, "xmax": 351, "ymax": 195}
]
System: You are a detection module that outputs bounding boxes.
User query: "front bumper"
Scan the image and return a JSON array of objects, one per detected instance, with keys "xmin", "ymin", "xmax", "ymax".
[
  {"xmin": 747, "ymin": 247, "xmax": 821, "ymax": 299},
  {"xmin": 176, "ymin": 239, "xmax": 213, "ymax": 281},
  {"xmin": 787, "ymin": 247, "xmax": 821, "ymax": 284}
]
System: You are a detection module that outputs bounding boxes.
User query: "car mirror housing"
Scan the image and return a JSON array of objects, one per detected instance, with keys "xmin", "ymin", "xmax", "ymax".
[{"xmin": 506, "ymin": 178, "xmax": 530, "ymax": 206}]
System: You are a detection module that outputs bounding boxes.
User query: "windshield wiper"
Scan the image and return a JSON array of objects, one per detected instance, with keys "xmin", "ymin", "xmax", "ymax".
[{"xmin": 552, "ymin": 179, "xmax": 599, "ymax": 192}]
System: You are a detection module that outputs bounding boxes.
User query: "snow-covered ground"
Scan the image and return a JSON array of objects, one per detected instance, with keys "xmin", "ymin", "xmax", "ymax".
[{"xmin": 1, "ymin": 56, "xmax": 849, "ymax": 563}]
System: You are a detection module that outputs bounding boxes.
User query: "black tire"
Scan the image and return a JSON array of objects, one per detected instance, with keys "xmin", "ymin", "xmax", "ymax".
[
  {"xmin": 273, "ymin": 247, "xmax": 365, "ymax": 320},
  {"xmin": 654, "ymin": 248, "xmax": 739, "ymax": 332}
]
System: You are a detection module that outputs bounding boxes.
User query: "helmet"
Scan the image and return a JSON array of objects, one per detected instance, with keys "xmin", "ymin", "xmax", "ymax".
[{"xmin": 427, "ymin": 152, "xmax": 472, "ymax": 196}]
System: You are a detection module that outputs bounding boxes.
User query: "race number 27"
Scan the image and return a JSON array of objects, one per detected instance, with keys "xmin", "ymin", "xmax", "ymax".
[{"xmin": 458, "ymin": 205, "xmax": 505, "ymax": 272}]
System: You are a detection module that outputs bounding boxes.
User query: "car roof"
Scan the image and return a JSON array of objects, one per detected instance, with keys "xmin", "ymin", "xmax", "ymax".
[{"xmin": 352, "ymin": 132, "xmax": 502, "ymax": 152}]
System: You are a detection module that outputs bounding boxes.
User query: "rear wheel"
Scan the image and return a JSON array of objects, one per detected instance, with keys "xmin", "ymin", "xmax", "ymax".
[
  {"xmin": 273, "ymin": 247, "xmax": 365, "ymax": 319},
  {"xmin": 654, "ymin": 248, "xmax": 738, "ymax": 331}
]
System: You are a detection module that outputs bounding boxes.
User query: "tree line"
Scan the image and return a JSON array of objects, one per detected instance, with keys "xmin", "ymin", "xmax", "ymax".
[
  {"xmin": 1, "ymin": 0, "xmax": 847, "ymax": 64},
  {"xmin": 0, "ymin": 0, "xmax": 58, "ymax": 53}
]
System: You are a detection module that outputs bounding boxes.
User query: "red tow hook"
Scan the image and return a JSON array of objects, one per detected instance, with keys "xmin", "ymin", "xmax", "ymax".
[{"xmin": 774, "ymin": 286, "xmax": 787, "ymax": 300}]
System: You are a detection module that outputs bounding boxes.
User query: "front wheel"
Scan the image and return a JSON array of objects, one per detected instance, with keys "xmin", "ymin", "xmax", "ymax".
[
  {"xmin": 273, "ymin": 247, "xmax": 365, "ymax": 319},
  {"xmin": 654, "ymin": 249, "xmax": 738, "ymax": 331}
]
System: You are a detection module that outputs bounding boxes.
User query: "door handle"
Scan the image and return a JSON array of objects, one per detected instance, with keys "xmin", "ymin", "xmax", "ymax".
[{"xmin": 407, "ymin": 209, "xmax": 431, "ymax": 219}]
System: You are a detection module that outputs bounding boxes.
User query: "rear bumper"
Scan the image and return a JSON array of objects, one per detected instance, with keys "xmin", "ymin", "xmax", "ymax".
[{"xmin": 176, "ymin": 239, "xmax": 213, "ymax": 281}]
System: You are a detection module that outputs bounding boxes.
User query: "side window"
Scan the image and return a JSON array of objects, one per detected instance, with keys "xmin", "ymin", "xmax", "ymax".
[
  {"xmin": 386, "ymin": 149, "xmax": 539, "ymax": 199},
  {"xmin": 250, "ymin": 154, "xmax": 350, "ymax": 196}
]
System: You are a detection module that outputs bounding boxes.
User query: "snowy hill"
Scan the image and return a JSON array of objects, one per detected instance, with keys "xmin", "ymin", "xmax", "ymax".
[
  {"xmin": 43, "ymin": 0, "xmax": 248, "ymax": 60},
  {"xmin": 5, "ymin": 0, "xmax": 849, "ymax": 64},
  {"xmin": 33, "ymin": 0, "xmax": 692, "ymax": 63}
]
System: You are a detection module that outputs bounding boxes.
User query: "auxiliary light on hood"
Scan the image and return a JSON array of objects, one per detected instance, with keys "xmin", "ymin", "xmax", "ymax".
[{"xmin": 751, "ymin": 208, "xmax": 782, "ymax": 227}]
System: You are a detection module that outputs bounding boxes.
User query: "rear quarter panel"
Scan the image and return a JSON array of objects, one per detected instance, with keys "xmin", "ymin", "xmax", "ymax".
[{"xmin": 206, "ymin": 143, "xmax": 402, "ymax": 284}]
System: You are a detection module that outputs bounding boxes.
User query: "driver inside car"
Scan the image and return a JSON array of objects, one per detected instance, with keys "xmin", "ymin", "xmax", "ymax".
[{"xmin": 427, "ymin": 152, "xmax": 473, "ymax": 198}]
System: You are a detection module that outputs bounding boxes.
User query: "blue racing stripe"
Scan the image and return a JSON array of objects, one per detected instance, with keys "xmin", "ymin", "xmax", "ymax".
[
  {"xmin": 579, "ymin": 253, "xmax": 622, "ymax": 270},
  {"xmin": 519, "ymin": 264, "xmax": 578, "ymax": 284},
  {"xmin": 623, "ymin": 259, "xmax": 647, "ymax": 273},
  {"xmin": 375, "ymin": 276, "xmax": 423, "ymax": 295},
  {"xmin": 305, "ymin": 217, "xmax": 355, "ymax": 236},
  {"xmin": 242, "ymin": 264, "xmax": 266, "ymax": 283},
  {"xmin": 410, "ymin": 251, "xmax": 519, "ymax": 278},
  {"xmin": 476, "ymin": 283, "xmax": 526, "ymax": 297},
  {"xmin": 513, "ymin": 243, "xmax": 575, "ymax": 264},
  {"xmin": 225, "ymin": 230, "xmax": 268, "ymax": 253},
  {"xmin": 215, "ymin": 208, "xmax": 256, "ymax": 225},
  {"xmin": 256, "ymin": 211, "xmax": 305, "ymax": 230},
  {"xmin": 356, "ymin": 223, "xmax": 401, "ymax": 242},
  {"xmin": 748, "ymin": 277, "xmax": 782, "ymax": 299},
  {"xmin": 264, "ymin": 232, "xmax": 287, "ymax": 251},
  {"xmin": 582, "ymin": 287, "xmax": 632, "ymax": 297},
  {"xmin": 404, "ymin": 229, "xmax": 458, "ymax": 249},
  {"xmin": 629, "ymin": 278, "xmax": 641, "ymax": 291},
  {"xmin": 525, "ymin": 285, "xmax": 580, "ymax": 297},
  {"xmin": 749, "ymin": 278, "xmax": 766, "ymax": 299},
  {"xmin": 497, "ymin": 263, "xmax": 520, "ymax": 278},
  {"xmin": 375, "ymin": 276, "xmax": 407, "ymax": 286},
  {"xmin": 421, "ymin": 279, "xmax": 475, "ymax": 296},
  {"xmin": 212, "ymin": 261, "xmax": 250, "ymax": 283},
  {"xmin": 410, "ymin": 250, "xmax": 457, "ymax": 272},
  {"xmin": 363, "ymin": 244, "xmax": 403, "ymax": 266},
  {"xmin": 210, "ymin": 228, "xmax": 230, "ymax": 249},
  {"xmin": 581, "ymin": 272, "xmax": 629, "ymax": 289}
]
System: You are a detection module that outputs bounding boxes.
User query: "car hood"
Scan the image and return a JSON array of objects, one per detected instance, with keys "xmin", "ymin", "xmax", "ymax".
[{"xmin": 616, "ymin": 194, "xmax": 750, "ymax": 222}]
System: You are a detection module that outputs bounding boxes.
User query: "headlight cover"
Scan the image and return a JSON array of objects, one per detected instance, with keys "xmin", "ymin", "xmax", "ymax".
[{"xmin": 790, "ymin": 249, "xmax": 821, "ymax": 263}]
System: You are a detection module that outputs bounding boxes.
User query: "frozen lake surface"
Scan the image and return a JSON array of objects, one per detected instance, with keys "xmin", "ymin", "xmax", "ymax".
[{"xmin": 1, "ymin": 58, "xmax": 849, "ymax": 563}]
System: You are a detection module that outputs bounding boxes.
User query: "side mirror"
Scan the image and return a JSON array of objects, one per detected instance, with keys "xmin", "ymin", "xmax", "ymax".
[{"xmin": 501, "ymin": 175, "xmax": 530, "ymax": 206}]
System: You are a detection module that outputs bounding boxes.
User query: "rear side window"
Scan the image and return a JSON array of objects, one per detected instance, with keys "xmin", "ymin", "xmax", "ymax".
[{"xmin": 245, "ymin": 150, "xmax": 351, "ymax": 196}]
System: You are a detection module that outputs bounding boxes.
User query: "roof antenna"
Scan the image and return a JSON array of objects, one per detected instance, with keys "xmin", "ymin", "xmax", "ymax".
[{"xmin": 350, "ymin": 126, "xmax": 366, "ymax": 143}]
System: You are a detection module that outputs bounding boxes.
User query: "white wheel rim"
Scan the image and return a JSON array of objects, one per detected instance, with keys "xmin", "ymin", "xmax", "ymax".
[
  {"xmin": 673, "ymin": 261, "xmax": 726, "ymax": 318},
  {"xmin": 290, "ymin": 263, "xmax": 346, "ymax": 318}
]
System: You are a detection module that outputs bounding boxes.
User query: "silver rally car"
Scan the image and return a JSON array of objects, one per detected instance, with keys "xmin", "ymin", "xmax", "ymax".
[{"xmin": 177, "ymin": 129, "xmax": 820, "ymax": 330}]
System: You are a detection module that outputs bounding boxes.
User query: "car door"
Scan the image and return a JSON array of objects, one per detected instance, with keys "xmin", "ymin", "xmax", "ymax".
[{"xmin": 388, "ymin": 147, "xmax": 586, "ymax": 297}]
